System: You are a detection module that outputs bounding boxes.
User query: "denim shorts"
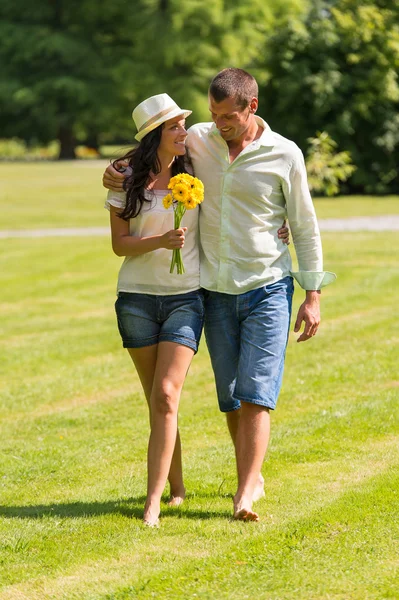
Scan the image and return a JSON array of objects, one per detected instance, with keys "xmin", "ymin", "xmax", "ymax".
[
  {"xmin": 204, "ymin": 277, "xmax": 294, "ymax": 412},
  {"xmin": 115, "ymin": 290, "xmax": 204, "ymax": 353}
]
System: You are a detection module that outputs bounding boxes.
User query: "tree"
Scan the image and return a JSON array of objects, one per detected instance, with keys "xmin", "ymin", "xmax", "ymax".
[
  {"xmin": 0, "ymin": 1, "xmax": 135, "ymax": 158},
  {"xmin": 258, "ymin": 0, "xmax": 399, "ymax": 193},
  {"xmin": 0, "ymin": 0, "xmax": 308, "ymax": 158},
  {"xmin": 123, "ymin": 0, "xmax": 305, "ymax": 122}
]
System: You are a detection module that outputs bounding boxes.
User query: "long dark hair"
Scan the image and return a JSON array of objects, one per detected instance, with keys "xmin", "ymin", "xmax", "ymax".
[{"xmin": 114, "ymin": 124, "xmax": 188, "ymax": 220}]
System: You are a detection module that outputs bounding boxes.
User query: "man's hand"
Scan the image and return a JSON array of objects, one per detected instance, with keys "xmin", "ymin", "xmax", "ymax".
[
  {"xmin": 278, "ymin": 220, "xmax": 290, "ymax": 245},
  {"xmin": 102, "ymin": 160, "xmax": 129, "ymax": 192},
  {"xmin": 294, "ymin": 290, "xmax": 321, "ymax": 342}
]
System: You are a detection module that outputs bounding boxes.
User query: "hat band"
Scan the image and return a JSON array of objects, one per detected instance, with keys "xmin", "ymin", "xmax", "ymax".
[{"xmin": 138, "ymin": 107, "xmax": 175, "ymax": 133}]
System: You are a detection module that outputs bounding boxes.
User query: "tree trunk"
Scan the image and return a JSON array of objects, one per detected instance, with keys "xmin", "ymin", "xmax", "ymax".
[
  {"xmin": 58, "ymin": 124, "xmax": 76, "ymax": 159},
  {"xmin": 85, "ymin": 131, "xmax": 100, "ymax": 152}
]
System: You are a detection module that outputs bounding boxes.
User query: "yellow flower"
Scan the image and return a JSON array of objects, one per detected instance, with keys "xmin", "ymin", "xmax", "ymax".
[
  {"xmin": 191, "ymin": 177, "xmax": 205, "ymax": 194},
  {"xmin": 190, "ymin": 188, "xmax": 203, "ymax": 205},
  {"xmin": 167, "ymin": 174, "xmax": 204, "ymax": 209},
  {"xmin": 163, "ymin": 193, "xmax": 173, "ymax": 209},
  {"xmin": 168, "ymin": 174, "xmax": 187, "ymax": 189},
  {"xmin": 184, "ymin": 197, "xmax": 198, "ymax": 210},
  {"xmin": 172, "ymin": 183, "xmax": 190, "ymax": 203},
  {"xmin": 164, "ymin": 172, "xmax": 205, "ymax": 275}
]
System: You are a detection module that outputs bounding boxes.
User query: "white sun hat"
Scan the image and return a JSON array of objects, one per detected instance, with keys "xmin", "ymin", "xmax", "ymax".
[{"xmin": 132, "ymin": 93, "xmax": 192, "ymax": 142}]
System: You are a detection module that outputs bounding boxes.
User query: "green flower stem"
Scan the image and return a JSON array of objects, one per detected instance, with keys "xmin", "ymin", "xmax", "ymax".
[{"xmin": 170, "ymin": 203, "xmax": 186, "ymax": 275}]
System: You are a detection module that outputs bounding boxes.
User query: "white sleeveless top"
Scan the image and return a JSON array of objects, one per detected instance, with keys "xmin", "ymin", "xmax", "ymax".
[{"xmin": 105, "ymin": 189, "xmax": 200, "ymax": 295}]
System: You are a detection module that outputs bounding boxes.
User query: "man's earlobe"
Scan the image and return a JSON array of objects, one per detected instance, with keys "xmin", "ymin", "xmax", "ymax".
[{"xmin": 250, "ymin": 99, "xmax": 258, "ymax": 113}]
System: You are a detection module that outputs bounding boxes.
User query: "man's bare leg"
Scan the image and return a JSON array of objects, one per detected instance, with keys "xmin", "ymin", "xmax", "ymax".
[
  {"xmin": 231, "ymin": 402, "xmax": 270, "ymax": 521},
  {"xmin": 226, "ymin": 409, "xmax": 265, "ymax": 503}
]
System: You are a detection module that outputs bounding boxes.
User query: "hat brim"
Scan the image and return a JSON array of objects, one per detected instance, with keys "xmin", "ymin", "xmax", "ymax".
[{"xmin": 134, "ymin": 108, "xmax": 192, "ymax": 142}]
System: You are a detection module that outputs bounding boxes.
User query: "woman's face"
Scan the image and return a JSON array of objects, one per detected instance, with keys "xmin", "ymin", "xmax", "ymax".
[{"xmin": 158, "ymin": 115, "xmax": 188, "ymax": 158}]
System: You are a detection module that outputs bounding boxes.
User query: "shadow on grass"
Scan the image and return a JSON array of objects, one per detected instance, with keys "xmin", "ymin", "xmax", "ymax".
[{"xmin": 0, "ymin": 496, "xmax": 230, "ymax": 521}]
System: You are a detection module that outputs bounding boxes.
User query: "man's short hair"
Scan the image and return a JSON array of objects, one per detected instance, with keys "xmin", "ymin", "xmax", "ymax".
[{"xmin": 209, "ymin": 68, "xmax": 258, "ymax": 109}]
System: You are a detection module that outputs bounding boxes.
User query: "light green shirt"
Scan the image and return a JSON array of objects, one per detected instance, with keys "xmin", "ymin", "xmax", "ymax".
[{"xmin": 187, "ymin": 117, "xmax": 336, "ymax": 294}]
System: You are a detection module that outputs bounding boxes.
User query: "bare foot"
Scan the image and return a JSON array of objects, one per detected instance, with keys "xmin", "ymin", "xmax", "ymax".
[
  {"xmin": 168, "ymin": 495, "xmax": 185, "ymax": 507},
  {"xmin": 252, "ymin": 475, "xmax": 265, "ymax": 502},
  {"xmin": 143, "ymin": 501, "xmax": 160, "ymax": 527},
  {"xmin": 143, "ymin": 518, "xmax": 159, "ymax": 528},
  {"xmin": 233, "ymin": 496, "xmax": 260, "ymax": 522},
  {"xmin": 233, "ymin": 506, "xmax": 260, "ymax": 522},
  {"xmin": 167, "ymin": 485, "xmax": 185, "ymax": 507}
]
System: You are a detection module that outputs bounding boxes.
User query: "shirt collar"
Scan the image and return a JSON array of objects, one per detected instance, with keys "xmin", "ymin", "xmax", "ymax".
[
  {"xmin": 255, "ymin": 116, "xmax": 276, "ymax": 147},
  {"xmin": 208, "ymin": 115, "xmax": 275, "ymax": 148}
]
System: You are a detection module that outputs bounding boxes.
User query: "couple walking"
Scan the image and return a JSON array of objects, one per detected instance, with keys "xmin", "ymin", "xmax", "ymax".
[{"xmin": 103, "ymin": 68, "xmax": 335, "ymax": 527}]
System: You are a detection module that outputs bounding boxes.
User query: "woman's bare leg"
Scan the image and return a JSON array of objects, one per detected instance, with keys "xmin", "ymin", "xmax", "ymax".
[
  {"xmin": 127, "ymin": 346, "xmax": 186, "ymax": 504},
  {"xmin": 143, "ymin": 342, "xmax": 194, "ymax": 525}
]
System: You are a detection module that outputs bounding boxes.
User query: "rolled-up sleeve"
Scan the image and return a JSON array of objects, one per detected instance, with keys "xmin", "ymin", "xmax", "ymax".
[
  {"xmin": 282, "ymin": 148, "xmax": 336, "ymax": 290},
  {"xmin": 104, "ymin": 190, "xmax": 126, "ymax": 211}
]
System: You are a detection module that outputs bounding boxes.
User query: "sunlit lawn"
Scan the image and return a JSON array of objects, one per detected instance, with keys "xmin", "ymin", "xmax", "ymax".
[
  {"xmin": 0, "ymin": 162, "xmax": 398, "ymax": 230},
  {"xmin": 0, "ymin": 163, "xmax": 398, "ymax": 599}
]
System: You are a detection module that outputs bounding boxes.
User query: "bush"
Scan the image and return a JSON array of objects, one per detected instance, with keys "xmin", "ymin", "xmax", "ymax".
[
  {"xmin": 0, "ymin": 138, "xmax": 59, "ymax": 160},
  {"xmin": 0, "ymin": 138, "xmax": 129, "ymax": 161},
  {"xmin": 306, "ymin": 132, "xmax": 356, "ymax": 197}
]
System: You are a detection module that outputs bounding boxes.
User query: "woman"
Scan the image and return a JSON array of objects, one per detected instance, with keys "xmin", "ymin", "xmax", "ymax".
[{"xmin": 105, "ymin": 93, "xmax": 289, "ymax": 526}]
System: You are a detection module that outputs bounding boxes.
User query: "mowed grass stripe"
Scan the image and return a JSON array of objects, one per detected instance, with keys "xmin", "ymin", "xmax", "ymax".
[
  {"xmin": 1, "ymin": 390, "xmax": 397, "ymax": 591},
  {"xmin": 1, "ymin": 189, "xmax": 398, "ymax": 598},
  {"xmin": 1, "ymin": 464, "xmax": 397, "ymax": 599}
]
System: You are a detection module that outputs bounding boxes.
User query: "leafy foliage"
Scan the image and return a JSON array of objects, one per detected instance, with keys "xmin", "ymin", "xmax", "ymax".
[
  {"xmin": 0, "ymin": 1, "xmax": 135, "ymax": 157},
  {"xmin": 306, "ymin": 131, "xmax": 356, "ymax": 196},
  {"xmin": 125, "ymin": 0, "xmax": 306, "ymax": 121},
  {"xmin": 258, "ymin": 0, "xmax": 399, "ymax": 193},
  {"xmin": 0, "ymin": 0, "xmax": 306, "ymax": 157},
  {"xmin": 0, "ymin": 0, "xmax": 398, "ymax": 192}
]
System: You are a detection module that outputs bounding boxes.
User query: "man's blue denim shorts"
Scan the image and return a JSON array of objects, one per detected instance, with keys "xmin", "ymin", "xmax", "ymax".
[
  {"xmin": 203, "ymin": 276, "xmax": 294, "ymax": 412},
  {"xmin": 115, "ymin": 290, "xmax": 204, "ymax": 353}
]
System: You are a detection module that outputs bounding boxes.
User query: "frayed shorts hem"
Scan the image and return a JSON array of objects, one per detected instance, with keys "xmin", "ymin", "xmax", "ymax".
[
  {"xmin": 219, "ymin": 395, "xmax": 276, "ymax": 413},
  {"xmin": 122, "ymin": 334, "xmax": 198, "ymax": 353},
  {"xmin": 235, "ymin": 395, "xmax": 276, "ymax": 411}
]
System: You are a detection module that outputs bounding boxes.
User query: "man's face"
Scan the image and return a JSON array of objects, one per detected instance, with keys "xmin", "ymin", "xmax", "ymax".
[{"xmin": 208, "ymin": 95, "xmax": 257, "ymax": 142}]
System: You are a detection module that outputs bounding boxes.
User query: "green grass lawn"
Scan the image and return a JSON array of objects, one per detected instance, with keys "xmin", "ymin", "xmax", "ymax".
[
  {"xmin": 0, "ymin": 161, "xmax": 110, "ymax": 230},
  {"xmin": 0, "ymin": 164, "xmax": 398, "ymax": 599},
  {"xmin": 0, "ymin": 162, "xmax": 398, "ymax": 230}
]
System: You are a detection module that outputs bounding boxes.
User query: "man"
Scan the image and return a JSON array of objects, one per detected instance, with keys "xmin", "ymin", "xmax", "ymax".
[{"xmin": 103, "ymin": 68, "xmax": 335, "ymax": 521}]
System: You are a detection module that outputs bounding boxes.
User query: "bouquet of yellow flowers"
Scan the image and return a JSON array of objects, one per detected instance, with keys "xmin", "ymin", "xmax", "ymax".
[{"xmin": 163, "ymin": 173, "xmax": 204, "ymax": 274}]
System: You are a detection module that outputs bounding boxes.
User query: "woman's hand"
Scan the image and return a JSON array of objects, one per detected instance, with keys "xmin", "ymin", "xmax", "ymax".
[
  {"xmin": 160, "ymin": 228, "xmax": 187, "ymax": 250},
  {"xmin": 278, "ymin": 220, "xmax": 290, "ymax": 245}
]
